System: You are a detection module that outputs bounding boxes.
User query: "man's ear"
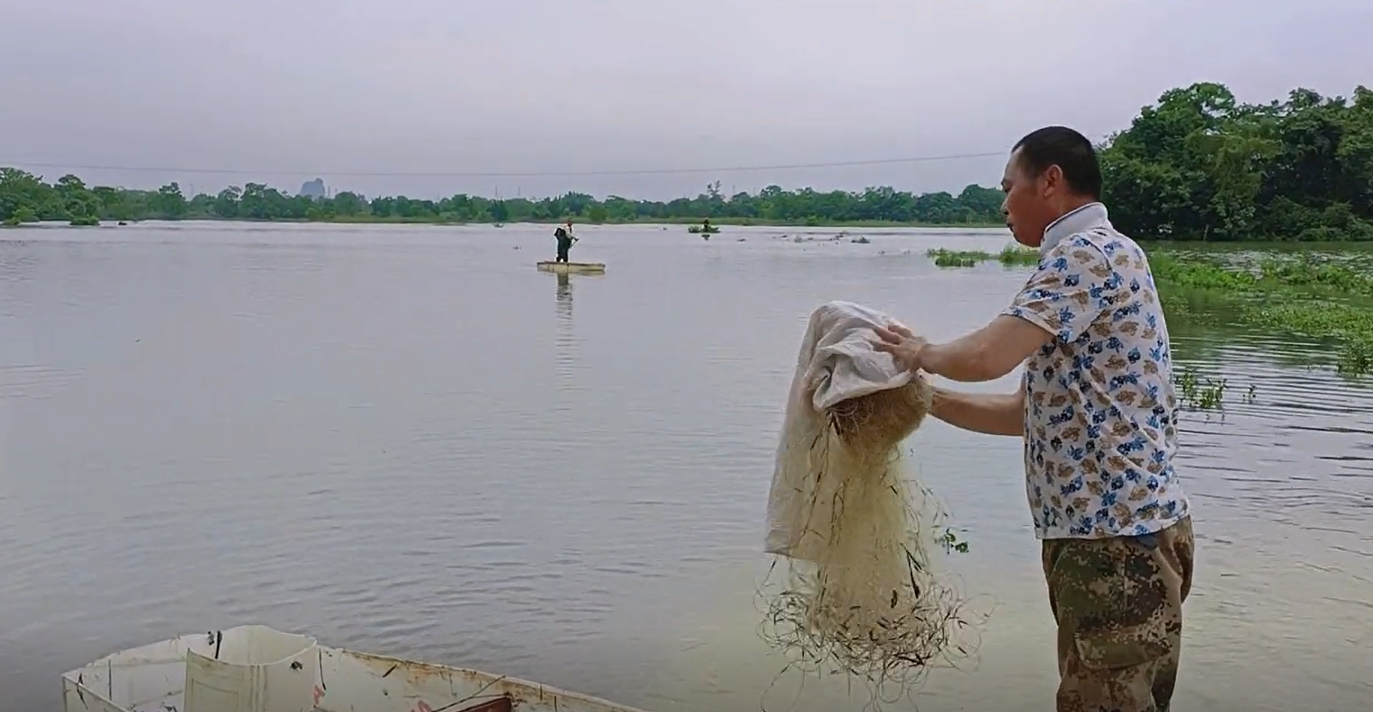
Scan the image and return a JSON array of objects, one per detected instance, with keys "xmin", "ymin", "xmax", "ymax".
[{"xmin": 1041, "ymin": 165, "xmax": 1062, "ymax": 198}]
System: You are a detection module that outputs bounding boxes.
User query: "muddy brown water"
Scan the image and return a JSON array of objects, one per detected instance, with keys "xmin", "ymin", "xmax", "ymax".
[{"xmin": 1, "ymin": 222, "xmax": 1369, "ymax": 712}]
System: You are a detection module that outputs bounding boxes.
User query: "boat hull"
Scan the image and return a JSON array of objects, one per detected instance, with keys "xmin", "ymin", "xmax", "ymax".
[
  {"xmin": 536, "ymin": 261, "xmax": 606, "ymax": 275},
  {"xmin": 63, "ymin": 628, "xmax": 649, "ymax": 712}
]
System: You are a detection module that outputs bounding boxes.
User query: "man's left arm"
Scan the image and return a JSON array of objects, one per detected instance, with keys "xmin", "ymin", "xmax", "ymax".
[{"xmin": 919, "ymin": 243, "xmax": 1121, "ymax": 383}]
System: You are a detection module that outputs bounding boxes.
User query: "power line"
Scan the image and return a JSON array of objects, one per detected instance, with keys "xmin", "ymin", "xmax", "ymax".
[{"xmin": 1, "ymin": 150, "xmax": 1007, "ymax": 179}]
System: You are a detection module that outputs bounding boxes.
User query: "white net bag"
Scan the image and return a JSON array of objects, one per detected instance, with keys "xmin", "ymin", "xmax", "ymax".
[{"xmin": 759, "ymin": 301, "xmax": 971, "ymax": 701}]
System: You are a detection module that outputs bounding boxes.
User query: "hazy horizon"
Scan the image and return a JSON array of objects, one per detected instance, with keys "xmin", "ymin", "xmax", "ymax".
[{"xmin": 2, "ymin": 0, "xmax": 1370, "ymax": 201}]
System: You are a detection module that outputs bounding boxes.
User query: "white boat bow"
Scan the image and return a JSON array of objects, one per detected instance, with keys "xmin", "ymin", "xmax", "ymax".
[{"xmin": 62, "ymin": 625, "xmax": 650, "ymax": 712}]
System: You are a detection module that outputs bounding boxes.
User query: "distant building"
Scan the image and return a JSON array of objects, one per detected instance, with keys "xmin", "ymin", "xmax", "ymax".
[{"xmin": 299, "ymin": 178, "xmax": 327, "ymax": 198}]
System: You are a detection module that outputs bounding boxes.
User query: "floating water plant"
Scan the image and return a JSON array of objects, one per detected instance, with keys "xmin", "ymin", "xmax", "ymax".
[
  {"xmin": 926, "ymin": 248, "xmax": 989, "ymax": 267},
  {"xmin": 996, "ymin": 244, "xmax": 1040, "ymax": 266},
  {"xmin": 927, "ymin": 244, "xmax": 1038, "ymax": 268},
  {"xmin": 1175, "ymin": 366, "xmax": 1227, "ymax": 411}
]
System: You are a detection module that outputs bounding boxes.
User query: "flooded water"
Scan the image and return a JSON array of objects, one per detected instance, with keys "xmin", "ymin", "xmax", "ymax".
[{"xmin": 0, "ymin": 222, "xmax": 1369, "ymax": 712}]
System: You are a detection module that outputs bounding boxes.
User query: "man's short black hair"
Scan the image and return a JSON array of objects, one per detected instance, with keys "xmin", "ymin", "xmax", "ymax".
[{"xmin": 1012, "ymin": 126, "xmax": 1102, "ymax": 200}]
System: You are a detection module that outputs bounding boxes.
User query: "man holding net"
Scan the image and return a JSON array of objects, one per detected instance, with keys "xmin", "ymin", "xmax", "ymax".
[{"xmin": 873, "ymin": 126, "xmax": 1194, "ymax": 712}]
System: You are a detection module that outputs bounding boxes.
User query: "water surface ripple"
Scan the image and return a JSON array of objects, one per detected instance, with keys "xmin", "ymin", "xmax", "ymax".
[{"xmin": 0, "ymin": 222, "xmax": 1368, "ymax": 712}]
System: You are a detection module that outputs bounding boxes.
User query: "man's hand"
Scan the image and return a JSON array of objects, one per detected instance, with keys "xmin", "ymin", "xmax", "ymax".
[{"xmin": 872, "ymin": 322, "xmax": 928, "ymax": 373}]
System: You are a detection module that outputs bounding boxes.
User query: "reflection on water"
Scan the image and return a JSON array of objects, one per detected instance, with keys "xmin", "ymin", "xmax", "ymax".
[
  {"xmin": 555, "ymin": 269, "xmax": 574, "ymax": 338},
  {"xmin": 553, "ymin": 269, "xmax": 579, "ymax": 393},
  {"xmin": 0, "ymin": 222, "xmax": 1369, "ymax": 712},
  {"xmin": 556, "ymin": 270, "xmax": 573, "ymax": 310}
]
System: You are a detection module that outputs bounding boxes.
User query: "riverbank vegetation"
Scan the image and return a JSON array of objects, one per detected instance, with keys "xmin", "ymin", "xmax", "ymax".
[
  {"xmin": 2, "ymin": 81, "xmax": 1370, "ymax": 235},
  {"xmin": 933, "ymin": 247, "xmax": 1373, "ymax": 377},
  {"xmin": 1101, "ymin": 82, "xmax": 1373, "ymax": 243},
  {"xmin": 1151, "ymin": 252, "xmax": 1373, "ymax": 375}
]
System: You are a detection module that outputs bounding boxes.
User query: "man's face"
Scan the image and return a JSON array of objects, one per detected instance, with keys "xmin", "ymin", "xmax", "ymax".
[{"xmin": 1000, "ymin": 148, "xmax": 1053, "ymax": 248}]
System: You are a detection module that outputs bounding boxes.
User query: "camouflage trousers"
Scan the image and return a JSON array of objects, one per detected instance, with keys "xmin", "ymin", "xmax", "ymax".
[{"xmin": 1042, "ymin": 517, "xmax": 1195, "ymax": 712}]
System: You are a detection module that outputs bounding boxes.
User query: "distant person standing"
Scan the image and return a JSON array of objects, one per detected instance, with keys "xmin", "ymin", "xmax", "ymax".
[
  {"xmin": 553, "ymin": 220, "xmax": 576, "ymax": 263},
  {"xmin": 873, "ymin": 126, "xmax": 1194, "ymax": 712}
]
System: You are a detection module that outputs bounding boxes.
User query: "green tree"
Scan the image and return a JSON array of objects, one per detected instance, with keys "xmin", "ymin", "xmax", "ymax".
[
  {"xmin": 153, "ymin": 182, "xmax": 189, "ymax": 219},
  {"xmin": 1100, "ymin": 81, "xmax": 1373, "ymax": 241}
]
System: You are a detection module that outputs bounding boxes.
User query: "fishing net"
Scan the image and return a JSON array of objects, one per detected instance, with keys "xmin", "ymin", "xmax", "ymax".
[{"xmin": 759, "ymin": 301, "xmax": 969, "ymax": 703}]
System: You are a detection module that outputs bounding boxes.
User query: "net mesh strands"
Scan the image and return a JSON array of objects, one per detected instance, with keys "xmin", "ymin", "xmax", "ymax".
[{"xmin": 758, "ymin": 371, "xmax": 971, "ymax": 705}]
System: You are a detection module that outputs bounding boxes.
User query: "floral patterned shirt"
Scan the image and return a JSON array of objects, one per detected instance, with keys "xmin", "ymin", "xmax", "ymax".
[{"xmin": 1003, "ymin": 203, "xmax": 1191, "ymax": 539}]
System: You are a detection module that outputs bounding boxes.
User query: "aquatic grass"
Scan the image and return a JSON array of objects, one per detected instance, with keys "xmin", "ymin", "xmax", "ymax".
[
  {"xmin": 1147, "ymin": 253, "xmax": 1259, "ymax": 291},
  {"xmin": 1240, "ymin": 301, "xmax": 1373, "ymax": 375},
  {"xmin": 1146, "ymin": 251, "xmax": 1373, "ymax": 377},
  {"xmin": 938, "ymin": 527, "xmax": 970, "ymax": 554},
  {"xmin": 996, "ymin": 244, "xmax": 1040, "ymax": 266},
  {"xmin": 1253, "ymin": 255, "xmax": 1373, "ymax": 296},
  {"xmin": 927, "ymin": 244, "xmax": 1039, "ymax": 268},
  {"xmin": 1241, "ymin": 301, "xmax": 1373, "ymax": 336},
  {"xmin": 1150, "ymin": 251, "xmax": 1373, "ymax": 298},
  {"xmin": 1338, "ymin": 339, "xmax": 1373, "ymax": 375},
  {"xmin": 1175, "ymin": 366, "xmax": 1227, "ymax": 411},
  {"xmin": 926, "ymin": 248, "xmax": 992, "ymax": 267}
]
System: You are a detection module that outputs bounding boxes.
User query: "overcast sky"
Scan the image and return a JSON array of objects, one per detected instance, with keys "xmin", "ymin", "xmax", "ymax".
[{"xmin": 1, "ymin": 0, "xmax": 1370, "ymax": 201}]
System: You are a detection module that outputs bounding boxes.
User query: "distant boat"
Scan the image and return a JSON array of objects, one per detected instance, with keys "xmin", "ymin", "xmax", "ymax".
[
  {"xmin": 686, "ymin": 225, "xmax": 719, "ymax": 235},
  {"xmin": 537, "ymin": 261, "xmax": 606, "ymax": 275},
  {"xmin": 62, "ymin": 625, "xmax": 649, "ymax": 712}
]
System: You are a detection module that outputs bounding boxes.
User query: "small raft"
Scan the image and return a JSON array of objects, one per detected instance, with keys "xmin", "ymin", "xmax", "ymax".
[
  {"xmin": 536, "ymin": 261, "xmax": 606, "ymax": 275},
  {"xmin": 62, "ymin": 624, "xmax": 649, "ymax": 712}
]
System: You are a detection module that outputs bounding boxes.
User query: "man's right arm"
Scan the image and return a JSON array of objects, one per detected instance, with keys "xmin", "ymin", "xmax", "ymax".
[{"xmin": 928, "ymin": 381, "xmax": 1025, "ymax": 437}]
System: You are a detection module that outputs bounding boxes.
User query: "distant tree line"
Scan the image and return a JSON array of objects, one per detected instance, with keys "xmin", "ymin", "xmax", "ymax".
[
  {"xmin": 2, "ymin": 82, "xmax": 1371, "ymax": 240},
  {"xmin": 0, "ymin": 173, "xmax": 1007, "ymax": 228},
  {"xmin": 1100, "ymin": 82, "xmax": 1373, "ymax": 241}
]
